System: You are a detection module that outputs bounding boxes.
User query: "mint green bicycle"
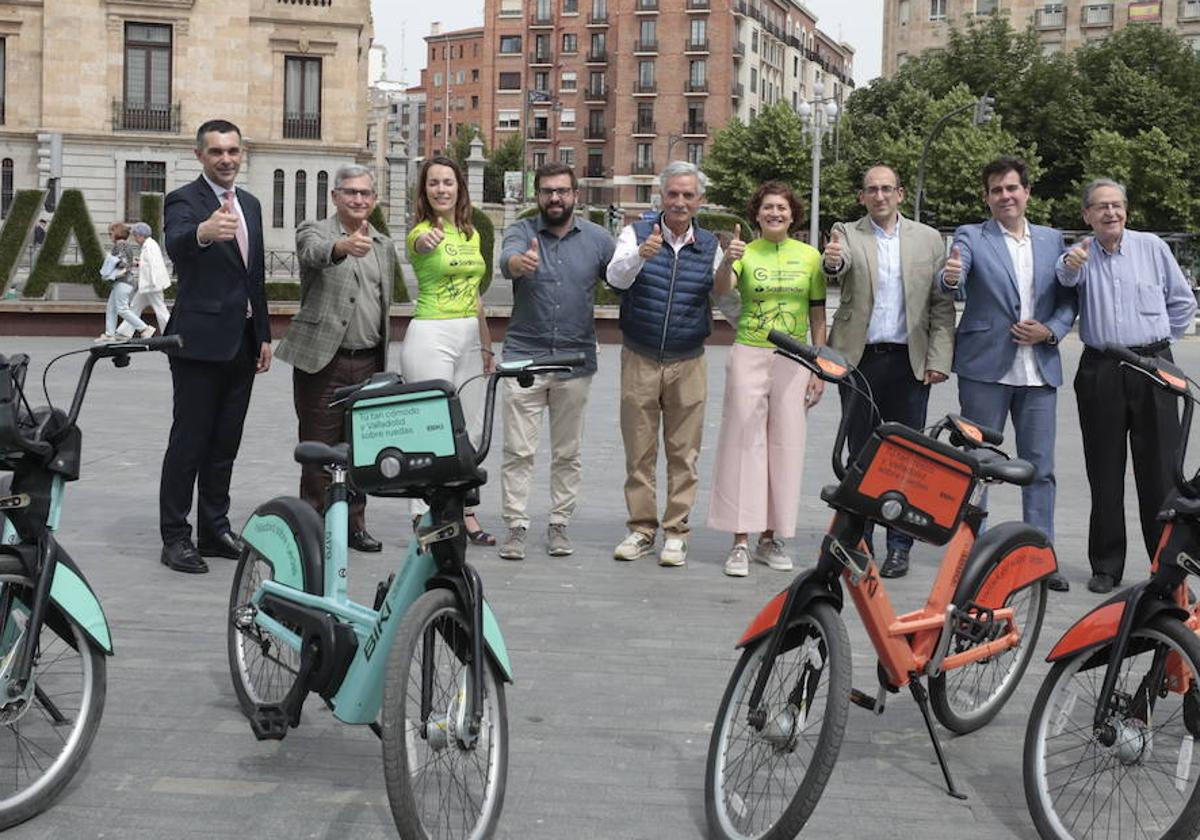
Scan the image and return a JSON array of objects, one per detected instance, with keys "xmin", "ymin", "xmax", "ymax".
[
  {"xmin": 0, "ymin": 336, "xmax": 180, "ymax": 829},
  {"xmin": 227, "ymin": 353, "xmax": 582, "ymax": 839}
]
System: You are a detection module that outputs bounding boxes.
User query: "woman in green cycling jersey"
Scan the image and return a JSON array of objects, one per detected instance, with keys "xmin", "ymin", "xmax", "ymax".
[
  {"xmin": 403, "ymin": 155, "xmax": 496, "ymax": 544},
  {"xmin": 707, "ymin": 181, "xmax": 826, "ymax": 578}
]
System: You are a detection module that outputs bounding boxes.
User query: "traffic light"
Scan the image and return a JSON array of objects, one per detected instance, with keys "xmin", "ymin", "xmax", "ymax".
[{"xmin": 973, "ymin": 94, "xmax": 996, "ymax": 126}]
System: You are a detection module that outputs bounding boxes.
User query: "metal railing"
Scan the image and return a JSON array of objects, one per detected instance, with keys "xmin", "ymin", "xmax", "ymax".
[
  {"xmin": 685, "ymin": 79, "xmax": 708, "ymax": 93},
  {"xmin": 632, "ymin": 120, "xmax": 657, "ymax": 134},
  {"xmin": 283, "ymin": 113, "xmax": 321, "ymax": 140},
  {"xmin": 112, "ymin": 101, "xmax": 181, "ymax": 133},
  {"xmin": 686, "ymin": 38, "xmax": 710, "ymax": 51},
  {"xmin": 632, "ymin": 160, "xmax": 656, "ymax": 175}
]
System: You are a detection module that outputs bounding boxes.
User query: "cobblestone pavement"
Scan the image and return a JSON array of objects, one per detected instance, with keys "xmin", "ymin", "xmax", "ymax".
[{"xmin": 1, "ymin": 332, "xmax": 1196, "ymax": 839}]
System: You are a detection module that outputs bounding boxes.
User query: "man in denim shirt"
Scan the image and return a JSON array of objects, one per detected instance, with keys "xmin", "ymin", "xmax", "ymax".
[
  {"xmin": 497, "ymin": 162, "xmax": 615, "ymax": 560},
  {"xmin": 1057, "ymin": 178, "xmax": 1196, "ymax": 593}
]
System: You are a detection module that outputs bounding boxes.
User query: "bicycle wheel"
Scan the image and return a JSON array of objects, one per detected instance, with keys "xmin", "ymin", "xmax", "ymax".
[
  {"xmin": 1024, "ymin": 615, "xmax": 1200, "ymax": 840},
  {"xmin": 227, "ymin": 545, "xmax": 304, "ymax": 715},
  {"xmin": 705, "ymin": 601, "xmax": 851, "ymax": 840},
  {"xmin": 381, "ymin": 589, "xmax": 508, "ymax": 840},
  {"xmin": 0, "ymin": 570, "xmax": 107, "ymax": 830},
  {"xmin": 930, "ymin": 578, "xmax": 1047, "ymax": 735}
]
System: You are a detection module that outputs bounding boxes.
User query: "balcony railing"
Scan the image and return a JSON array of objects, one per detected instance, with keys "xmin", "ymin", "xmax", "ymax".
[
  {"xmin": 685, "ymin": 38, "xmax": 710, "ymax": 51},
  {"xmin": 113, "ymin": 100, "xmax": 181, "ymax": 133},
  {"xmin": 682, "ymin": 120, "xmax": 707, "ymax": 135},
  {"xmin": 1034, "ymin": 5, "xmax": 1066, "ymax": 28},
  {"xmin": 585, "ymin": 164, "xmax": 606, "ymax": 178},
  {"xmin": 587, "ymin": 49, "xmax": 609, "ymax": 62},
  {"xmin": 733, "ymin": 41, "xmax": 745, "ymax": 57},
  {"xmin": 588, "ymin": 10, "xmax": 608, "ymax": 23},
  {"xmin": 530, "ymin": 11, "xmax": 554, "ymax": 25},
  {"xmin": 528, "ymin": 126, "xmax": 551, "ymax": 140},
  {"xmin": 584, "ymin": 86, "xmax": 608, "ymax": 101},
  {"xmin": 687, "ymin": 0, "xmax": 710, "ymax": 9},
  {"xmin": 585, "ymin": 125, "xmax": 608, "ymax": 139},
  {"xmin": 284, "ymin": 113, "xmax": 321, "ymax": 140},
  {"xmin": 633, "ymin": 81, "xmax": 657, "ymax": 93},
  {"xmin": 732, "ymin": 82, "xmax": 745, "ymax": 97},
  {"xmin": 1081, "ymin": 3, "xmax": 1113, "ymax": 25},
  {"xmin": 635, "ymin": 0, "xmax": 658, "ymax": 10},
  {"xmin": 529, "ymin": 51, "xmax": 554, "ymax": 65},
  {"xmin": 635, "ymin": 39, "xmax": 658, "ymax": 52},
  {"xmin": 685, "ymin": 79, "xmax": 708, "ymax": 93},
  {"xmin": 1180, "ymin": 0, "xmax": 1200, "ymax": 18},
  {"xmin": 632, "ymin": 160, "xmax": 656, "ymax": 175},
  {"xmin": 632, "ymin": 120, "xmax": 657, "ymax": 134}
]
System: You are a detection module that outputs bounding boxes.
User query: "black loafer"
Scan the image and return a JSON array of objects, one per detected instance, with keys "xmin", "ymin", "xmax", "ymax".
[
  {"xmin": 350, "ymin": 529, "xmax": 383, "ymax": 552},
  {"xmin": 1047, "ymin": 572, "xmax": 1070, "ymax": 592},
  {"xmin": 879, "ymin": 550, "xmax": 909, "ymax": 579},
  {"xmin": 1087, "ymin": 573, "xmax": 1116, "ymax": 594},
  {"xmin": 197, "ymin": 531, "xmax": 244, "ymax": 560},
  {"xmin": 161, "ymin": 540, "xmax": 208, "ymax": 574}
]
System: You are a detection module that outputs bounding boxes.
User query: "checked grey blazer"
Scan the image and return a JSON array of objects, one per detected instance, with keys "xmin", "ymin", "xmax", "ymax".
[{"xmin": 275, "ymin": 215, "xmax": 396, "ymax": 374}]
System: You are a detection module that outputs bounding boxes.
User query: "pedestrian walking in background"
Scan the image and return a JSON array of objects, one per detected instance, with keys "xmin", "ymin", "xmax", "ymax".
[
  {"xmin": 97, "ymin": 221, "xmax": 154, "ymax": 343},
  {"xmin": 115, "ymin": 222, "xmax": 172, "ymax": 337}
]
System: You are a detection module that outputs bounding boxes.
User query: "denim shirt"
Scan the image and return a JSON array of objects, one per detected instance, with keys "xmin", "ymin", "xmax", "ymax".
[{"xmin": 500, "ymin": 215, "xmax": 615, "ymax": 377}]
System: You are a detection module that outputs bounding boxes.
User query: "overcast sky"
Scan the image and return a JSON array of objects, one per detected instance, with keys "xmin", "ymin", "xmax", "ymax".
[{"xmin": 372, "ymin": 0, "xmax": 884, "ymax": 88}]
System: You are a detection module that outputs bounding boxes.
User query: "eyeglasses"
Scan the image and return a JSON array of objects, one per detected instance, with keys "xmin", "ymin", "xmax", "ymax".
[
  {"xmin": 336, "ymin": 188, "xmax": 376, "ymax": 199},
  {"xmin": 862, "ymin": 185, "xmax": 899, "ymax": 196},
  {"xmin": 538, "ymin": 187, "xmax": 575, "ymax": 198},
  {"xmin": 1087, "ymin": 201, "xmax": 1125, "ymax": 212}
]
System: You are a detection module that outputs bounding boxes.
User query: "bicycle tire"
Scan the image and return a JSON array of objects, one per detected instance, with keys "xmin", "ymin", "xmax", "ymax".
[
  {"xmin": 0, "ymin": 571, "xmax": 107, "ymax": 831},
  {"xmin": 705, "ymin": 601, "xmax": 851, "ymax": 840},
  {"xmin": 381, "ymin": 589, "xmax": 508, "ymax": 840},
  {"xmin": 930, "ymin": 578, "xmax": 1048, "ymax": 734},
  {"xmin": 227, "ymin": 544, "xmax": 309, "ymax": 716},
  {"xmin": 1024, "ymin": 614, "xmax": 1200, "ymax": 840}
]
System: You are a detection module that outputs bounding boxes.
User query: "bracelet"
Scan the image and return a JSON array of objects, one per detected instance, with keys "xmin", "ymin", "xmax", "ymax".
[{"xmin": 481, "ymin": 348, "xmax": 494, "ymax": 356}]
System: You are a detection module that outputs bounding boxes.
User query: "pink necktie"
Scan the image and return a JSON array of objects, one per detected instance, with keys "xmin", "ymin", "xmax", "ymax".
[{"xmin": 224, "ymin": 190, "xmax": 249, "ymax": 266}]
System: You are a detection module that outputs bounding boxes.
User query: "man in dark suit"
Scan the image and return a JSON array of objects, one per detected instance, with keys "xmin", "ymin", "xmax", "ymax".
[
  {"xmin": 941, "ymin": 156, "xmax": 1076, "ymax": 592},
  {"xmin": 159, "ymin": 119, "xmax": 272, "ymax": 574}
]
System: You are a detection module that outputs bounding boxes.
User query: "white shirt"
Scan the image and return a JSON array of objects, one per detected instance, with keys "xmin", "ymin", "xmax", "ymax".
[
  {"xmin": 606, "ymin": 221, "xmax": 724, "ymax": 290},
  {"xmin": 865, "ymin": 217, "xmax": 907, "ymax": 345},
  {"xmin": 998, "ymin": 220, "xmax": 1045, "ymax": 387}
]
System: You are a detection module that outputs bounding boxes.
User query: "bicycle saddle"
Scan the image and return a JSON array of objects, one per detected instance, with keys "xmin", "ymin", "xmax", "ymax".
[
  {"xmin": 974, "ymin": 451, "xmax": 1035, "ymax": 486},
  {"xmin": 294, "ymin": 441, "xmax": 349, "ymax": 467}
]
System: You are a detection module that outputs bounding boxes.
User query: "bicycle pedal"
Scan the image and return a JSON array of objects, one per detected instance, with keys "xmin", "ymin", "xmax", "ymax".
[
  {"xmin": 373, "ymin": 573, "xmax": 395, "ymax": 611},
  {"xmin": 849, "ymin": 688, "xmax": 877, "ymax": 712},
  {"xmin": 249, "ymin": 704, "xmax": 292, "ymax": 741}
]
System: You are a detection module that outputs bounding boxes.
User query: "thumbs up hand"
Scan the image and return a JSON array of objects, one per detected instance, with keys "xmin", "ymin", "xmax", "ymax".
[
  {"xmin": 199, "ymin": 199, "xmax": 240, "ymax": 243},
  {"xmin": 944, "ymin": 244, "xmax": 964, "ymax": 287},
  {"xmin": 337, "ymin": 220, "xmax": 374, "ymax": 259},
  {"xmin": 510, "ymin": 235, "xmax": 541, "ymax": 277},
  {"xmin": 823, "ymin": 229, "xmax": 844, "ymax": 272},
  {"xmin": 639, "ymin": 224, "xmax": 664, "ymax": 260},
  {"xmin": 725, "ymin": 224, "xmax": 746, "ymax": 263},
  {"xmin": 1064, "ymin": 237, "xmax": 1091, "ymax": 272},
  {"xmin": 415, "ymin": 217, "xmax": 447, "ymax": 254}
]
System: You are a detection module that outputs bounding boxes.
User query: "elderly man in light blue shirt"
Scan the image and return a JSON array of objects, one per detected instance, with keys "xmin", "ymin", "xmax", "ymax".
[{"xmin": 1057, "ymin": 177, "xmax": 1197, "ymax": 594}]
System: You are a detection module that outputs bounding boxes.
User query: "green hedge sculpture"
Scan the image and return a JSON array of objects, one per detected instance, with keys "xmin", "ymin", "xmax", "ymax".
[
  {"xmin": 23, "ymin": 190, "xmax": 106, "ymax": 299},
  {"xmin": 366, "ymin": 205, "xmax": 411, "ymax": 303},
  {"xmin": 138, "ymin": 193, "xmax": 164, "ymax": 241},
  {"xmin": 0, "ymin": 190, "xmax": 44, "ymax": 295}
]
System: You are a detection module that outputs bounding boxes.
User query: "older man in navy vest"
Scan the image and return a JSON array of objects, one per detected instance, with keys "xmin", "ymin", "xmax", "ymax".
[{"xmin": 606, "ymin": 161, "xmax": 723, "ymax": 568}]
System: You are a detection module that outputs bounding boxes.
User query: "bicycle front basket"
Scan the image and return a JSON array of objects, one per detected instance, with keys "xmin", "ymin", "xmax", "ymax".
[
  {"xmin": 345, "ymin": 378, "xmax": 482, "ymax": 498},
  {"xmin": 824, "ymin": 422, "xmax": 978, "ymax": 546}
]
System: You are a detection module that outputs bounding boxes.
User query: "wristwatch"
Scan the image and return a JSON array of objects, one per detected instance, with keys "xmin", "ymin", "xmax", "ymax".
[{"xmin": 1045, "ymin": 333, "xmax": 1058, "ymax": 346}]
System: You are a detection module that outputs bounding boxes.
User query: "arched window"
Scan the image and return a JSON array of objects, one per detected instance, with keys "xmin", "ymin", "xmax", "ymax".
[
  {"xmin": 316, "ymin": 170, "xmax": 328, "ymax": 220},
  {"xmin": 294, "ymin": 170, "xmax": 307, "ymax": 227},
  {"xmin": 0, "ymin": 159, "xmax": 12, "ymax": 219},
  {"xmin": 272, "ymin": 169, "xmax": 285, "ymax": 228}
]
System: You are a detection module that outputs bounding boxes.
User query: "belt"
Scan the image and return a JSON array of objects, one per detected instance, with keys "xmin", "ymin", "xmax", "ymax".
[
  {"xmin": 336, "ymin": 345, "xmax": 380, "ymax": 358},
  {"xmin": 863, "ymin": 343, "xmax": 907, "ymax": 353},
  {"xmin": 1084, "ymin": 338, "xmax": 1169, "ymax": 358}
]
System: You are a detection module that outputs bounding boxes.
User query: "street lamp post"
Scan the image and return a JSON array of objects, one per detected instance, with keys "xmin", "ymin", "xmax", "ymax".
[
  {"xmin": 913, "ymin": 93, "xmax": 995, "ymax": 224},
  {"xmin": 797, "ymin": 80, "xmax": 839, "ymax": 248}
]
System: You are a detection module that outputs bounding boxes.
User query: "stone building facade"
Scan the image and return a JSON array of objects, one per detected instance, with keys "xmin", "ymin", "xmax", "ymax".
[{"xmin": 0, "ymin": 0, "xmax": 373, "ymax": 252}]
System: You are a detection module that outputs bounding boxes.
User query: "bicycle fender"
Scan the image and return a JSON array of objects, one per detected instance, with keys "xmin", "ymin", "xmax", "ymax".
[
  {"xmin": 953, "ymin": 521, "xmax": 1057, "ymax": 610},
  {"xmin": 425, "ymin": 575, "xmax": 513, "ymax": 682},
  {"xmin": 737, "ymin": 569, "xmax": 842, "ymax": 649},
  {"xmin": 0, "ymin": 545, "xmax": 112, "ymax": 656},
  {"xmin": 1045, "ymin": 582, "xmax": 1188, "ymax": 663},
  {"xmin": 240, "ymin": 497, "xmax": 325, "ymax": 596}
]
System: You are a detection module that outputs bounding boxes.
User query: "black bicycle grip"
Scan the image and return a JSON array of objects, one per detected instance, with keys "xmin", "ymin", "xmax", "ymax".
[
  {"xmin": 140, "ymin": 335, "xmax": 184, "ymax": 352},
  {"xmin": 1102, "ymin": 342, "xmax": 1152, "ymax": 370},
  {"xmin": 529, "ymin": 353, "xmax": 587, "ymax": 369},
  {"xmin": 767, "ymin": 330, "xmax": 816, "ymax": 360}
]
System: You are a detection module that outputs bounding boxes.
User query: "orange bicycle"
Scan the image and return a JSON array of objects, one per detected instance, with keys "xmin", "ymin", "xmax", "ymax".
[{"xmin": 705, "ymin": 331, "xmax": 1058, "ymax": 840}]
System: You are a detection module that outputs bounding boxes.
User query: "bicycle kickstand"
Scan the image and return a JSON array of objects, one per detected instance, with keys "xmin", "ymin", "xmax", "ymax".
[{"xmin": 909, "ymin": 679, "xmax": 968, "ymax": 800}]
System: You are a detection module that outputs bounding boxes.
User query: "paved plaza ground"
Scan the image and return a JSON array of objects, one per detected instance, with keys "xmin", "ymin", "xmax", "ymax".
[{"xmin": 2, "ymin": 331, "xmax": 1196, "ymax": 839}]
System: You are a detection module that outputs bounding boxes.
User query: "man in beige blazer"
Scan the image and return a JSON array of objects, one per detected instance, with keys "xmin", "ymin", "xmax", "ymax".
[
  {"xmin": 823, "ymin": 164, "xmax": 955, "ymax": 578},
  {"xmin": 275, "ymin": 164, "xmax": 395, "ymax": 552}
]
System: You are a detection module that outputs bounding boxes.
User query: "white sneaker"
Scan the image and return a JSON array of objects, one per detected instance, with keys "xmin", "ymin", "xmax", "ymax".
[
  {"xmin": 724, "ymin": 544, "xmax": 751, "ymax": 577},
  {"xmin": 754, "ymin": 538, "xmax": 794, "ymax": 571},
  {"xmin": 659, "ymin": 536, "xmax": 688, "ymax": 567},
  {"xmin": 93, "ymin": 333, "xmax": 117, "ymax": 344},
  {"xmin": 614, "ymin": 531, "xmax": 655, "ymax": 561},
  {"xmin": 137, "ymin": 325, "xmax": 156, "ymax": 339}
]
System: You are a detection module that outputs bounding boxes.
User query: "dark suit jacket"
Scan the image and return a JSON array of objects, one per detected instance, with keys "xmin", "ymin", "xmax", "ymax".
[{"xmin": 164, "ymin": 176, "xmax": 270, "ymax": 362}]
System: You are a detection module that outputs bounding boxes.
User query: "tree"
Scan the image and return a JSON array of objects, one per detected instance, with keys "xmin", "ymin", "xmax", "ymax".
[
  {"xmin": 485, "ymin": 134, "xmax": 523, "ymax": 203},
  {"xmin": 1077, "ymin": 128, "xmax": 1200, "ymax": 231}
]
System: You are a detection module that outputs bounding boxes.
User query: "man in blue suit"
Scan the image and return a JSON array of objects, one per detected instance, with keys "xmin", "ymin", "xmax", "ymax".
[
  {"xmin": 942, "ymin": 156, "xmax": 1075, "ymax": 592},
  {"xmin": 159, "ymin": 119, "xmax": 272, "ymax": 574}
]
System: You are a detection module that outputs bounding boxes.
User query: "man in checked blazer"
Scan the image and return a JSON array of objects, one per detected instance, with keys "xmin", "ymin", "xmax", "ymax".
[
  {"xmin": 823, "ymin": 164, "xmax": 955, "ymax": 579},
  {"xmin": 941, "ymin": 156, "xmax": 1076, "ymax": 592},
  {"xmin": 275, "ymin": 164, "xmax": 395, "ymax": 552},
  {"xmin": 160, "ymin": 119, "xmax": 272, "ymax": 574}
]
